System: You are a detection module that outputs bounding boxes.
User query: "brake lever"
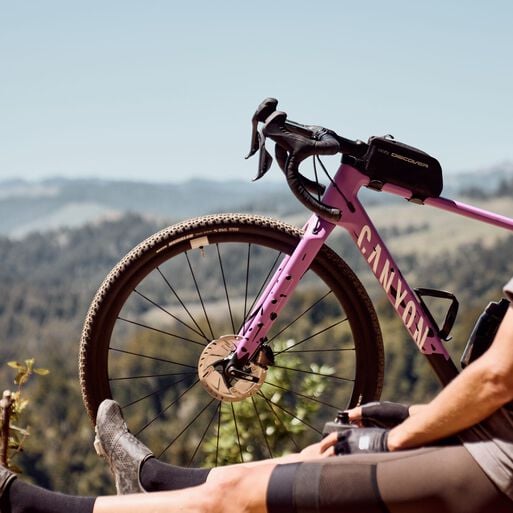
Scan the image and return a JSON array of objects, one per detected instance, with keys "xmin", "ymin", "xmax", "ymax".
[
  {"xmin": 254, "ymin": 133, "xmax": 273, "ymax": 180},
  {"xmin": 246, "ymin": 120, "xmax": 261, "ymax": 159},
  {"xmin": 246, "ymin": 98, "xmax": 278, "ymax": 159}
]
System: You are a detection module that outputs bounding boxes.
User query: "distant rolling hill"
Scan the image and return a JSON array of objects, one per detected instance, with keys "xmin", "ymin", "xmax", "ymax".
[
  {"xmin": 0, "ymin": 161, "xmax": 512, "ymax": 237},
  {"xmin": 0, "ymin": 177, "xmax": 296, "ymax": 237}
]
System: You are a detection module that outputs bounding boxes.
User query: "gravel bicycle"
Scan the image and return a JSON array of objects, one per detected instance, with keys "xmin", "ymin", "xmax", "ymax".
[{"xmin": 79, "ymin": 98, "xmax": 513, "ymax": 466}]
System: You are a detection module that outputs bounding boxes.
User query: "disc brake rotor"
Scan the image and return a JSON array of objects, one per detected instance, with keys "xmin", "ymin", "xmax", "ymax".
[{"xmin": 198, "ymin": 335, "xmax": 267, "ymax": 402}]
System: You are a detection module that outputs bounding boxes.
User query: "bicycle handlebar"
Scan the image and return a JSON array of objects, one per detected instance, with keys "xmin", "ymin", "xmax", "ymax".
[
  {"xmin": 248, "ymin": 98, "xmax": 368, "ymax": 222},
  {"xmin": 263, "ymin": 111, "xmax": 342, "ymax": 221}
]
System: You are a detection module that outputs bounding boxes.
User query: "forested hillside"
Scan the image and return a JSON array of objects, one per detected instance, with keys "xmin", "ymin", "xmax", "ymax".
[
  {"xmin": 0, "ymin": 214, "xmax": 165, "ymax": 493},
  {"xmin": 1, "ymin": 163, "xmax": 512, "ymax": 237},
  {"xmin": 0, "ymin": 214, "xmax": 162, "ymax": 364},
  {"xmin": 1, "ymin": 200, "xmax": 513, "ymax": 494},
  {"xmin": 0, "ymin": 178, "xmax": 295, "ymax": 237}
]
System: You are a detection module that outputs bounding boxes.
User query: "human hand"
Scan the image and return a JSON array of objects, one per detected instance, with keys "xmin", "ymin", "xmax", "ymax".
[
  {"xmin": 345, "ymin": 401, "xmax": 410, "ymax": 428},
  {"xmin": 300, "ymin": 432, "xmax": 339, "ymax": 459},
  {"xmin": 334, "ymin": 428, "xmax": 389, "ymax": 455}
]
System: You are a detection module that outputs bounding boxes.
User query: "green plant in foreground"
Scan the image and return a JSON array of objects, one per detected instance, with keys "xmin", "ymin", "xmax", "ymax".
[
  {"xmin": 1, "ymin": 358, "xmax": 49, "ymax": 471},
  {"xmin": 203, "ymin": 340, "xmax": 334, "ymax": 466}
]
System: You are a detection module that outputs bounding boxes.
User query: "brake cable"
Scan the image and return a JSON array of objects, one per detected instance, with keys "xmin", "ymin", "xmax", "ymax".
[
  {"xmin": 312, "ymin": 155, "xmax": 322, "ymax": 202},
  {"xmin": 315, "ymin": 155, "xmax": 356, "ymax": 213}
]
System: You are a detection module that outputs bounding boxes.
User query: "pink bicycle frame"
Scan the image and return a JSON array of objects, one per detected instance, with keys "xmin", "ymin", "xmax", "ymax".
[{"xmin": 235, "ymin": 162, "xmax": 513, "ymax": 386}]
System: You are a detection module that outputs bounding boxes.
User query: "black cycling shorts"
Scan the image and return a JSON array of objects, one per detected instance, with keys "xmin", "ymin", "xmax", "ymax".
[{"xmin": 267, "ymin": 445, "xmax": 512, "ymax": 513}]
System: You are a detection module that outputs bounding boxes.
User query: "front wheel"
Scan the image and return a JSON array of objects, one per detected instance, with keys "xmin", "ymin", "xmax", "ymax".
[{"xmin": 79, "ymin": 213, "xmax": 383, "ymax": 466}]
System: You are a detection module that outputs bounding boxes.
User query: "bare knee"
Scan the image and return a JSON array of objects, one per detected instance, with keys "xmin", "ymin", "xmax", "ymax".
[
  {"xmin": 200, "ymin": 470, "xmax": 243, "ymax": 513},
  {"xmin": 204, "ymin": 464, "xmax": 275, "ymax": 513}
]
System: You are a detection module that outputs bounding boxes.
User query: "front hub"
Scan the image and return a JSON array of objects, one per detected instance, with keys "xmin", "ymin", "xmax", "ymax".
[{"xmin": 198, "ymin": 335, "xmax": 267, "ymax": 402}]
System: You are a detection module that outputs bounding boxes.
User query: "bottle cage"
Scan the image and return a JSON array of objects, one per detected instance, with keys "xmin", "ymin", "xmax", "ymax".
[{"xmin": 414, "ymin": 288, "xmax": 459, "ymax": 341}]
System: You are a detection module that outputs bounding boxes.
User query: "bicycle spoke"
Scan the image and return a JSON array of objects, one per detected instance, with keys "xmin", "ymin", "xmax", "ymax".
[
  {"xmin": 121, "ymin": 376, "xmax": 190, "ymax": 408},
  {"xmin": 135, "ymin": 379, "xmax": 200, "ymax": 436},
  {"xmin": 134, "ymin": 289, "xmax": 205, "ymax": 339},
  {"xmin": 284, "ymin": 347, "xmax": 355, "ymax": 353},
  {"xmin": 252, "ymin": 396, "xmax": 273, "ymax": 459},
  {"xmin": 267, "ymin": 290, "xmax": 333, "ymax": 343},
  {"xmin": 231, "ymin": 403, "xmax": 244, "ymax": 463},
  {"xmin": 110, "ymin": 346, "xmax": 198, "ymax": 370},
  {"xmin": 241, "ymin": 251, "xmax": 282, "ymax": 334},
  {"xmin": 260, "ymin": 390, "xmax": 321, "ymax": 434},
  {"xmin": 117, "ymin": 316, "xmax": 206, "ymax": 347},
  {"xmin": 188, "ymin": 401, "xmax": 221, "ymax": 467},
  {"xmin": 258, "ymin": 392, "xmax": 300, "ymax": 451},
  {"xmin": 156, "ymin": 267, "xmax": 209, "ymax": 341},
  {"xmin": 271, "ymin": 364, "xmax": 354, "ymax": 383},
  {"xmin": 258, "ymin": 390, "xmax": 317, "ymax": 442},
  {"xmin": 263, "ymin": 380, "xmax": 340, "ymax": 410},
  {"xmin": 243, "ymin": 244, "xmax": 251, "ymax": 325},
  {"xmin": 110, "ymin": 371, "xmax": 196, "ymax": 381},
  {"xmin": 274, "ymin": 318, "xmax": 348, "ymax": 355},
  {"xmin": 216, "ymin": 244, "xmax": 235, "ymax": 333},
  {"xmin": 185, "ymin": 251, "xmax": 215, "ymax": 340},
  {"xmin": 158, "ymin": 397, "xmax": 216, "ymax": 459},
  {"xmin": 216, "ymin": 405, "xmax": 222, "ymax": 467}
]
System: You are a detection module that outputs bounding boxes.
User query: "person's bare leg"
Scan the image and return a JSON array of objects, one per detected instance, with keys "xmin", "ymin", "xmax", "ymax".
[
  {"xmin": 205, "ymin": 433, "xmax": 336, "ymax": 482},
  {"xmin": 0, "ymin": 461, "xmax": 278, "ymax": 513},
  {"xmin": 94, "ymin": 463, "xmax": 277, "ymax": 513}
]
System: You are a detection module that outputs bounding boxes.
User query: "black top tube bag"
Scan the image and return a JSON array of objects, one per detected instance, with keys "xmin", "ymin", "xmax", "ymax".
[{"xmin": 361, "ymin": 136, "xmax": 443, "ymax": 201}]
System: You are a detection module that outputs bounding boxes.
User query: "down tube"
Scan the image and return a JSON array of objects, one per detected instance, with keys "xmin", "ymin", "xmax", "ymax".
[{"xmin": 342, "ymin": 207, "xmax": 460, "ymax": 384}]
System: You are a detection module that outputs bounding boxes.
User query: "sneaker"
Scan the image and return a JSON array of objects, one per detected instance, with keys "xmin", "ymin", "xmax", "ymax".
[{"xmin": 94, "ymin": 399, "xmax": 153, "ymax": 494}]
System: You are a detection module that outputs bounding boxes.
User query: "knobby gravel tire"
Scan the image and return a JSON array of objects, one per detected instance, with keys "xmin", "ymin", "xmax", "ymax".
[{"xmin": 79, "ymin": 213, "xmax": 384, "ymax": 465}]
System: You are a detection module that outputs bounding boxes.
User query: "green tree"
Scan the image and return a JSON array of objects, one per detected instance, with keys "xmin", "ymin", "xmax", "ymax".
[{"xmin": 203, "ymin": 341, "xmax": 334, "ymax": 465}]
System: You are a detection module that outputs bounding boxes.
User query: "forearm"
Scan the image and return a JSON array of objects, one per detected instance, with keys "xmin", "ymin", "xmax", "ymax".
[
  {"xmin": 408, "ymin": 404, "xmax": 428, "ymax": 415},
  {"xmin": 389, "ymin": 307, "xmax": 513, "ymax": 450},
  {"xmin": 388, "ymin": 357, "xmax": 512, "ymax": 450}
]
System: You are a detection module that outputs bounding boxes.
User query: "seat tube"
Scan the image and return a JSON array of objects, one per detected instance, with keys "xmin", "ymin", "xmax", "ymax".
[{"xmin": 235, "ymin": 214, "xmax": 336, "ymax": 361}]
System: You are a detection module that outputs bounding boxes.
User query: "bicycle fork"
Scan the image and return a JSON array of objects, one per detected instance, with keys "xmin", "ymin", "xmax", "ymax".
[{"xmin": 231, "ymin": 214, "xmax": 335, "ymax": 366}]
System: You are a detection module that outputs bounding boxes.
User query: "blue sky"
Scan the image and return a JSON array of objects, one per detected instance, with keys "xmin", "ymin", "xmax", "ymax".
[{"xmin": 1, "ymin": 1, "xmax": 512, "ymax": 183}]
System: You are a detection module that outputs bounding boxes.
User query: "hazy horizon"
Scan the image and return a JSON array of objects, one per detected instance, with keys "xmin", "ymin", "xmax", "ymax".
[{"xmin": 1, "ymin": 158, "xmax": 512, "ymax": 186}]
